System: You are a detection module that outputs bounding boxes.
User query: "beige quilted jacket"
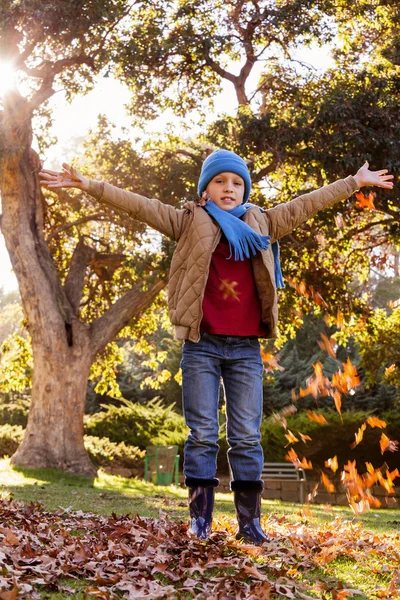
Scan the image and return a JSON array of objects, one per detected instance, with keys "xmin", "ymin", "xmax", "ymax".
[{"xmin": 88, "ymin": 176, "xmax": 358, "ymax": 342}]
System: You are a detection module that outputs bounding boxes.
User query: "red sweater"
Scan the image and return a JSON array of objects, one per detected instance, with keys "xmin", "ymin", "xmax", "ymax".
[{"xmin": 200, "ymin": 236, "xmax": 268, "ymax": 337}]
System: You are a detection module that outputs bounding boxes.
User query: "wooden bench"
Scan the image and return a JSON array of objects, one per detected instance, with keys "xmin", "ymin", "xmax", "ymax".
[{"xmin": 262, "ymin": 462, "xmax": 306, "ymax": 504}]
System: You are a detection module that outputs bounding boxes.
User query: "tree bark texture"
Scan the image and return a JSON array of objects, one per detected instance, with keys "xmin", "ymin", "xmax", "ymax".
[{"xmin": 0, "ymin": 90, "xmax": 166, "ymax": 475}]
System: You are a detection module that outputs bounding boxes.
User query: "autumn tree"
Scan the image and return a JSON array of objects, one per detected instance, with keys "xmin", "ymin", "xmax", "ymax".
[{"xmin": 0, "ymin": 0, "xmax": 177, "ymax": 475}]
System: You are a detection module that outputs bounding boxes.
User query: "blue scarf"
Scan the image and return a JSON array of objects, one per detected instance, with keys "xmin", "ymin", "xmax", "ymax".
[{"xmin": 203, "ymin": 201, "xmax": 284, "ymax": 288}]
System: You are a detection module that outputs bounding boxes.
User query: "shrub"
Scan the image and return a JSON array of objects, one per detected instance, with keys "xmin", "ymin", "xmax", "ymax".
[
  {"xmin": 0, "ymin": 424, "xmax": 25, "ymax": 457},
  {"xmin": 84, "ymin": 397, "xmax": 188, "ymax": 450},
  {"xmin": 84, "ymin": 435, "xmax": 145, "ymax": 470},
  {"xmin": 0, "ymin": 392, "xmax": 30, "ymax": 427}
]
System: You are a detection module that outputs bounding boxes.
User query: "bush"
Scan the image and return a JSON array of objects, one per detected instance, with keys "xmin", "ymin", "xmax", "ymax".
[
  {"xmin": 84, "ymin": 435, "xmax": 145, "ymax": 471},
  {"xmin": 0, "ymin": 424, "xmax": 25, "ymax": 457},
  {"xmin": 0, "ymin": 392, "xmax": 30, "ymax": 427},
  {"xmin": 84, "ymin": 397, "xmax": 188, "ymax": 450}
]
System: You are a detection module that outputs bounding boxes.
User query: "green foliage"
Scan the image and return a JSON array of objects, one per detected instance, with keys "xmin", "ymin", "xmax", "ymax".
[
  {"xmin": 352, "ymin": 307, "xmax": 400, "ymax": 389},
  {"xmin": 84, "ymin": 435, "xmax": 144, "ymax": 469},
  {"xmin": 0, "ymin": 424, "xmax": 24, "ymax": 457},
  {"xmin": 113, "ymin": 0, "xmax": 336, "ymax": 121},
  {"xmin": 0, "ymin": 334, "xmax": 32, "ymax": 393},
  {"xmin": 0, "ymin": 392, "xmax": 30, "ymax": 427},
  {"xmin": 84, "ymin": 397, "xmax": 188, "ymax": 449}
]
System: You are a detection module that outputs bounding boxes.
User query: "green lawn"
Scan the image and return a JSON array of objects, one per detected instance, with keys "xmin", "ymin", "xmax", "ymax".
[{"xmin": 0, "ymin": 459, "xmax": 399, "ymax": 599}]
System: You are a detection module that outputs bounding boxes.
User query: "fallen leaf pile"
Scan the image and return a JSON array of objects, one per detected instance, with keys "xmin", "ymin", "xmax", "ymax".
[{"xmin": 0, "ymin": 497, "xmax": 399, "ymax": 599}]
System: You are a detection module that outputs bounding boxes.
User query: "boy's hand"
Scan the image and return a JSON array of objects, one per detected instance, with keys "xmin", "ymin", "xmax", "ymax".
[
  {"xmin": 39, "ymin": 163, "xmax": 89, "ymax": 192},
  {"xmin": 353, "ymin": 161, "xmax": 394, "ymax": 189}
]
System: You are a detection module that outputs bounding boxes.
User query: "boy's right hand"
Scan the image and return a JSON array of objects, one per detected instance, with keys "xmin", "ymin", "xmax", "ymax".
[{"xmin": 39, "ymin": 163, "xmax": 90, "ymax": 192}]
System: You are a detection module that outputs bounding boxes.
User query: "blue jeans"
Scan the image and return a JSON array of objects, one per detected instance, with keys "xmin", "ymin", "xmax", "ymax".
[{"xmin": 181, "ymin": 333, "xmax": 264, "ymax": 482}]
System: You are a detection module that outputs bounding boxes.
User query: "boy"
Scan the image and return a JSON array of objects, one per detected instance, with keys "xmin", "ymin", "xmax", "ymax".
[{"xmin": 40, "ymin": 150, "xmax": 393, "ymax": 543}]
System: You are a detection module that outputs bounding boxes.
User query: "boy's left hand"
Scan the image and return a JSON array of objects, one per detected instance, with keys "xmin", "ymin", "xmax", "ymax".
[{"xmin": 354, "ymin": 162, "xmax": 394, "ymax": 189}]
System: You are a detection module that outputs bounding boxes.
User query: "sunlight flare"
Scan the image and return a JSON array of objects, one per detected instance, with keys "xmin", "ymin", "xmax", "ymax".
[{"xmin": 0, "ymin": 61, "xmax": 16, "ymax": 96}]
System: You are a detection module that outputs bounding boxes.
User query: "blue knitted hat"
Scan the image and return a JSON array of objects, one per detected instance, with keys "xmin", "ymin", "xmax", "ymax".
[{"xmin": 197, "ymin": 149, "xmax": 252, "ymax": 204}]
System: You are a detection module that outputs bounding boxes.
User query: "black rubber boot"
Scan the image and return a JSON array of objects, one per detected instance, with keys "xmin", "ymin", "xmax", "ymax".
[
  {"xmin": 186, "ymin": 477, "xmax": 219, "ymax": 540},
  {"xmin": 231, "ymin": 480, "xmax": 270, "ymax": 545}
]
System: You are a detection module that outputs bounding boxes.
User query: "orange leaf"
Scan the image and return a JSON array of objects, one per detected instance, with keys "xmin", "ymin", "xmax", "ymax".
[
  {"xmin": 380, "ymin": 433, "xmax": 399, "ymax": 454},
  {"xmin": 298, "ymin": 432, "xmax": 312, "ymax": 444},
  {"xmin": 355, "ymin": 190, "xmax": 376, "ymax": 210},
  {"xmin": 385, "ymin": 364, "xmax": 396, "ymax": 376},
  {"xmin": 284, "ymin": 430, "xmax": 299, "ymax": 446},
  {"xmin": 318, "ymin": 333, "xmax": 336, "ymax": 358},
  {"xmin": 285, "ymin": 448, "xmax": 300, "ymax": 466},
  {"xmin": 366, "ymin": 416, "xmax": 387, "ymax": 429},
  {"xmin": 307, "ymin": 410, "xmax": 328, "ymax": 425},
  {"xmin": 350, "ymin": 422, "xmax": 367, "ymax": 449},
  {"xmin": 261, "ymin": 350, "xmax": 285, "ymax": 373},
  {"xmin": 300, "ymin": 457, "xmax": 313, "ymax": 470},
  {"xmin": 332, "ymin": 390, "xmax": 342, "ymax": 422},
  {"xmin": 321, "ymin": 472, "xmax": 335, "ymax": 493},
  {"xmin": 325, "ymin": 456, "xmax": 338, "ymax": 473}
]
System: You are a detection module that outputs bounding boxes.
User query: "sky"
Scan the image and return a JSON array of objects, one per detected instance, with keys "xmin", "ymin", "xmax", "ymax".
[{"xmin": 0, "ymin": 44, "xmax": 334, "ymax": 294}]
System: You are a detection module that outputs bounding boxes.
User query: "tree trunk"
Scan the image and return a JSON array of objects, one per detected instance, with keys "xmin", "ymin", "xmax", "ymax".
[
  {"xmin": 1, "ymin": 90, "xmax": 166, "ymax": 476},
  {"xmin": 11, "ymin": 323, "xmax": 96, "ymax": 476}
]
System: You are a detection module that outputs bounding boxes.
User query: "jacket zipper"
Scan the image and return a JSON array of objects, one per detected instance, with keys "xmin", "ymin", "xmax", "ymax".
[{"xmin": 195, "ymin": 229, "xmax": 221, "ymax": 341}]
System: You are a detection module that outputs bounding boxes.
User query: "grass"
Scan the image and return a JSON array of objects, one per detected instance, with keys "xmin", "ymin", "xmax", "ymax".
[{"xmin": 0, "ymin": 458, "xmax": 399, "ymax": 599}]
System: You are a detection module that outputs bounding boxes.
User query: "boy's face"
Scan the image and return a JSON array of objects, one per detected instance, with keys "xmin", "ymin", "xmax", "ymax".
[{"xmin": 205, "ymin": 171, "xmax": 245, "ymax": 210}]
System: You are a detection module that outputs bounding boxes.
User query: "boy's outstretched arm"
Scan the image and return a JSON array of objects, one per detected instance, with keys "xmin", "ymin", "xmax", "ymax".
[
  {"xmin": 266, "ymin": 162, "xmax": 394, "ymax": 243},
  {"xmin": 39, "ymin": 163, "xmax": 187, "ymax": 241}
]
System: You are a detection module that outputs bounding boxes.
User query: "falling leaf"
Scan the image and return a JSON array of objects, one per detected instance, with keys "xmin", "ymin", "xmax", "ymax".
[
  {"xmin": 355, "ymin": 190, "xmax": 376, "ymax": 210},
  {"xmin": 298, "ymin": 432, "xmax": 312, "ymax": 444},
  {"xmin": 332, "ymin": 390, "xmax": 343, "ymax": 423},
  {"xmin": 307, "ymin": 410, "xmax": 328, "ymax": 425},
  {"xmin": 325, "ymin": 456, "xmax": 339, "ymax": 473},
  {"xmin": 350, "ymin": 422, "xmax": 367, "ymax": 449},
  {"xmin": 366, "ymin": 416, "xmax": 387, "ymax": 429},
  {"xmin": 284, "ymin": 430, "xmax": 299, "ymax": 447},
  {"xmin": 218, "ymin": 279, "xmax": 241, "ymax": 301},
  {"xmin": 380, "ymin": 433, "xmax": 399, "ymax": 454},
  {"xmin": 321, "ymin": 472, "xmax": 335, "ymax": 493},
  {"xmin": 300, "ymin": 457, "xmax": 313, "ymax": 470},
  {"xmin": 318, "ymin": 333, "xmax": 337, "ymax": 358},
  {"xmin": 285, "ymin": 448, "xmax": 300, "ymax": 466},
  {"xmin": 384, "ymin": 364, "xmax": 396, "ymax": 377},
  {"xmin": 261, "ymin": 350, "xmax": 285, "ymax": 372}
]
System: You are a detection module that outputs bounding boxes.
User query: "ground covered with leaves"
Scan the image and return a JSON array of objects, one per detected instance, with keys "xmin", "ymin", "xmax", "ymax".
[{"xmin": 0, "ymin": 497, "xmax": 399, "ymax": 599}]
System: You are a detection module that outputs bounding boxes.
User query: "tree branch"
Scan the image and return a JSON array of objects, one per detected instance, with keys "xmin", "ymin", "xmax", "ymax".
[
  {"xmin": 27, "ymin": 55, "xmax": 96, "ymax": 111},
  {"xmin": 46, "ymin": 213, "xmax": 108, "ymax": 242},
  {"xmin": 90, "ymin": 279, "xmax": 166, "ymax": 356},
  {"xmin": 64, "ymin": 240, "xmax": 95, "ymax": 314},
  {"xmin": 348, "ymin": 218, "xmax": 395, "ymax": 238}
]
